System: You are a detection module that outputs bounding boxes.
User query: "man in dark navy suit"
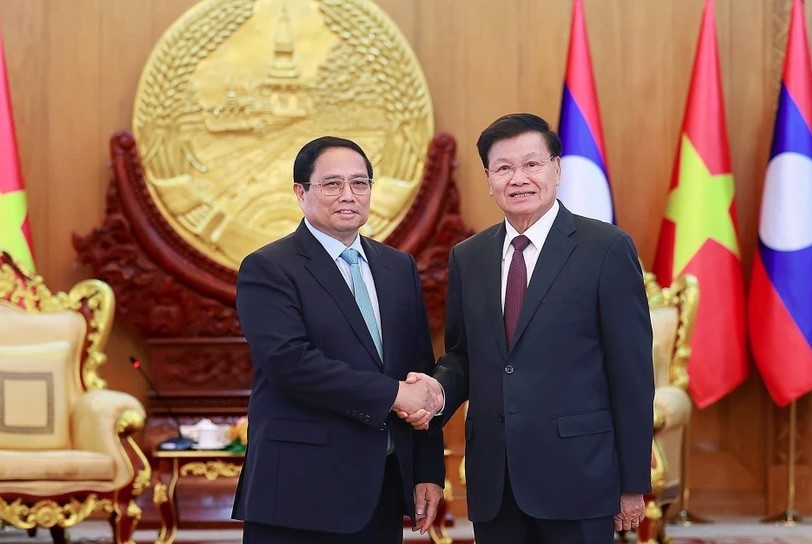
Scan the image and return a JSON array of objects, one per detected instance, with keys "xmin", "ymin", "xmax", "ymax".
[
  {"xmin": 405, "ymin": 114, "xmax": 654, "ymax": 543},
  {"xmin": 233, "ymin": 136, "xmax": 444, "ymax": 544}
]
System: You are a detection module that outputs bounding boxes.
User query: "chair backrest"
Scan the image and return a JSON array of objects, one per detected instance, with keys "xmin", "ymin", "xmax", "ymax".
[
  {"xmin": 642, "ymin": 268, "xmax": 699, "ymax": 390},
  {"xmin": 0, "ymin": 252, "xmax": 115, "ymax": 449}
]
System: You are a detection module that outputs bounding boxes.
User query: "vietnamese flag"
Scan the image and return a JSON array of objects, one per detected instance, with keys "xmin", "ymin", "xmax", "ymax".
[
  {"xmin": 653, "ymin": 0, "xmax": 748, "ymax": 408},
  {"xmin": 0, "ymin": 31, "xmax": 35, "ymax": 271}
]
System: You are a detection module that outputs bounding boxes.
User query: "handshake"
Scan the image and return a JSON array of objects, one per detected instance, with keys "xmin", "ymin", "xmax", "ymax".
[{"xmin": 393, "ymin": 372, "xmax": 444, "ymax": 430}]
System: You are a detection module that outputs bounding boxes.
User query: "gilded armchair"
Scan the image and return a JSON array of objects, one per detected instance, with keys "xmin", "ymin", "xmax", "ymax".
[
  {"xmin": 634, "ymin": 269, "xmax": 698, "ymax": 544},
  {"xmin": 0, "ymin": 252, "xmax": 151, "ymax": 544}
]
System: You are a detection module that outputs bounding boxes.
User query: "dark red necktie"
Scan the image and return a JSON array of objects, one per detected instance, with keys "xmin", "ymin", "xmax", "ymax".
[{"xmin": 504, "ymin": 235, "xmax": 530, "ymax": 348}]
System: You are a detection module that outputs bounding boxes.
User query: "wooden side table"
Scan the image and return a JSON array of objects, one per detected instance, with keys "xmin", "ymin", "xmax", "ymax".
[
  {"xmin": 151, "ymin": 449, "xmax": 452, "ymax": 544},
  {"xmin": 152, "ymin": 450, "xmax": 245, "ymax": 544}
]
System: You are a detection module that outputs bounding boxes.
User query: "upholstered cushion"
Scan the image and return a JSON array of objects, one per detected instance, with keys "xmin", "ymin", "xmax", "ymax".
[
  {"xmin": 0, "ymin": 302, "xmax": 86, "ymax": 395},
  {"xmin": 0, "ymin": 341, "xmax": 72, "ymax": 450},
  {"xmin": 650, "ymin": 306, "xmax": 678, "ymax": 388},
  {"xmin": 0, "ymin": 449, "xmax": 114, "ymax": 481}
]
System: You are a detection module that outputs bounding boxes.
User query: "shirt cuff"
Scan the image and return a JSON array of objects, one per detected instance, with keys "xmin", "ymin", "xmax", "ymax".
[{"xmin": 435, "ymin": 383, "xmax": 446, "ymax": 416}]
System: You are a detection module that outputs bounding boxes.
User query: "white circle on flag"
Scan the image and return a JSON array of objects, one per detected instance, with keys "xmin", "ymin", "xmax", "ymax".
[
  {"xmin": 558, "ymin": 155, "xmax": 614, "ymax": 223},
  {"xmin": 759, "ymin": 152, "xmax": 812, "ymax": 250}
]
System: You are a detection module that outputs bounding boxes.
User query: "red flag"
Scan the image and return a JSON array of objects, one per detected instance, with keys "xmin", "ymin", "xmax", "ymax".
[
  {"xmin": 0, "ymin": 31, "xmax": 35, "ymax": 271},
  {"xmin": 653, "ymin": 0, "xmax": 748, "ymax": 408}
]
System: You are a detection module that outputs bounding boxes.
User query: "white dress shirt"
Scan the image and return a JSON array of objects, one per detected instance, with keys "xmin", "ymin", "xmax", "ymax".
[
  {"xmin": 500, "ymin": 200, "xmax": 560, "ymax": 311},
  {"xmin": 304, "ymin": 219, "xmax": 382, "ymax": 334}
]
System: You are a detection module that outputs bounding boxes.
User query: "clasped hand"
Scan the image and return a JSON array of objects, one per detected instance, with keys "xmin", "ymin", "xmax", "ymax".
[{"xmin": 392, "ymin": 372, "xmax": 444, "ymax": 430}]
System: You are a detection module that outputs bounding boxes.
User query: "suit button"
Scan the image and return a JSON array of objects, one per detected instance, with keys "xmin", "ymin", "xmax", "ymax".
[
  {"xmin": 364, "ymin": 415, "xmax": 371, "ymax": 423},
  {"xmin": 504, "ymin": 365, "xmax": 514, "ymax": 375},
  {"xmin": 497, "ymin": 414, "xmax": 505, "ymax": 423}
]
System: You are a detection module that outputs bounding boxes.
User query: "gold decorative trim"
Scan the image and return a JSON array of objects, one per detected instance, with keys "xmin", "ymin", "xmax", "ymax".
[
  {"xmin": 643, "ymin": 270, "xmax": 698, "ymax": 390},
  {"xmin": 153, "ymin": 481, "xmax": 169, "ymax": 505},
  {"xmin": 0, "ymin": 496, "xmax": 113, "ymax": 529},
  {"xmin": 0, "ymin": 253, "xmax": 115, "ymax": 391},
  {"xmin": 429, "ymin": 523, "xmax": 452, "ymax": 544},
  {"xmin": 650, "ymin": 441, "xmax": 667, "ymax": 497},
  {"xmin": 653, "ymin": 407, "xmax": 666, "ymax": 433},
  {"xmin": 180, "ymin": 460, "xmax": 242, "ymax": 480},
  {"xmin": 126, "ymin": 500, "xmax": 143, "ymax": 520},
  {"xmin": 117, "ymin": 409, "xmax": 146, "ymax": 435}
]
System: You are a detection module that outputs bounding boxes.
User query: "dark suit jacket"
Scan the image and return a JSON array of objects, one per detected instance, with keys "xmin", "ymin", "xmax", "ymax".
[
  {"xmin": 232, "ymin": 221, "xmax": 444, "ymax": 533},
  {"xmin": 434, "ymin": 203, "xmax": 654, "ymax": 523}
]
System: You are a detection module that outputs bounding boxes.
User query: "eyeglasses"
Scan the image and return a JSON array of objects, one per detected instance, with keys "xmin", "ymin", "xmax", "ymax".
[
  {"xmin": 487, "ymin": 156, "xmax": 556, "ymax": 181},
  {"xmin": 301, "ymin": 177, "xmax": 374, "ymax": 196}
]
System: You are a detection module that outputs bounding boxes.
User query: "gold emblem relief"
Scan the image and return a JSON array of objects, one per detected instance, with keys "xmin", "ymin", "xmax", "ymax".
[{"xmin": 133, "ymin": 0, "xmax": 434, "ymax": 270}]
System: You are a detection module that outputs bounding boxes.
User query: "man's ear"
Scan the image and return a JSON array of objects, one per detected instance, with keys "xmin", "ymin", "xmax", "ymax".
[
  {"xmin": 293, "ymin": 183, "xmax": 306, "ymax": 201},
  {"xmin": 553, "ymin": 158, "xmax": 562, "ymax": 186},
  {"xmin": 485, "ymin": 169, "xmax": 494, "ymax": 196}
]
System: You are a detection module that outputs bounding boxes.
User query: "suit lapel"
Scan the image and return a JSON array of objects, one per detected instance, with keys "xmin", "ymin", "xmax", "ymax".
[
  {"xmin": 296, "ymin": 224, "xmax": 382, "ymax": 367},
  {"xmin": 362, "ymin": 238, "xmax": 390, "ymax": 369},
  {"xmin": 511, "ymin": 206, "xmax": 577, "ymax": 350},
  {"xmin": 484, "ymin": 224, "xmax": 509, "ymax": 359}
]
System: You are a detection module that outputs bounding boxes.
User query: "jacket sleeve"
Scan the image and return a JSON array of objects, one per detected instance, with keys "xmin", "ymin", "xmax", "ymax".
[
  {"xmin": 237, "ymin": 250, "xmax": 399, "ymax": 428},
  {"xmin": 407, "ymin": 254, "xmax": 446, "ymax": 486},
  {"xmin": 599, "ymin": 233, "xmax": 655, "ymax": 494},
  {"xmin": 432, "ymin": 246, "xmax": 470, "ymax": 427}
]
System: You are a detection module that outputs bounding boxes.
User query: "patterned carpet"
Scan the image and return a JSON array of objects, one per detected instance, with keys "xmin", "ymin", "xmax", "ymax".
[
  {"xmin": 673, "ymin": 536, "xmax": 812, "ymax": 544},
  {"xmin": 3, "ymin": 519, "xmax": 811, "ymax": 544}
]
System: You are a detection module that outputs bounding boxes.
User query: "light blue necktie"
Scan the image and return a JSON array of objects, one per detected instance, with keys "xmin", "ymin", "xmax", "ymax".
[
  {"xmin": 340, "ymin": 248, "xmax": 393, "ymax": 454},
  {"xmin": 340, "ymin": 248, "xmax": 383, "ymax": 359}
]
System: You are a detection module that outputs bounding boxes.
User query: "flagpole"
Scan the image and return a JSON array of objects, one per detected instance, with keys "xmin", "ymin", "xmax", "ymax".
[
  {"xmin": 761, "ymin": 401, "xmax": 802, "ymax": 525},
  {"xmin": 671, "ymin": 417, "xmax": 712, "ymax": 526}
]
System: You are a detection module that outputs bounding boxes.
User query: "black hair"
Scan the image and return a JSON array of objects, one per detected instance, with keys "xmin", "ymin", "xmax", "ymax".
[
  {"xmin": 292, "ymin": 136, "xmax": 374, "ymax": 187},
  {"xmin": 476, "ymin": 113, "xmax": 562, "ymax": 168}
]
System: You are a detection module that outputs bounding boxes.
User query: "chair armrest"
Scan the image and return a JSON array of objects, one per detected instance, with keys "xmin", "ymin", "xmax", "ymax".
[
  {"xmin": 71, "ymin": 390, "xmax": 147, "ymax": 487},
  {"xmin": 653, "ymin": 385, "xmax": 691, "ymax": 434}
]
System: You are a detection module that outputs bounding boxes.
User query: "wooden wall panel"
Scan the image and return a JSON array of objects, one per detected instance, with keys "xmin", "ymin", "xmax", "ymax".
[{"xmin": 1, "ymin": 0, "xmax": 810, "ymax": 518}]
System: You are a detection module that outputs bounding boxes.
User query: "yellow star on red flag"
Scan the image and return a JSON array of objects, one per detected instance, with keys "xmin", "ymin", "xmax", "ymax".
[
  {"xmin": 0, "ymin": 189, "xmax": 34, "ymax": 270},
  {"xmin": 664, "ymin": 136, "xmax": 740, "ymax": 277}
]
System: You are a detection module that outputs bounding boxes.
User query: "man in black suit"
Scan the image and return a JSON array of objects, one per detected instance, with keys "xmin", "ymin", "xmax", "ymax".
[
  {"xmin": 233, "ymin": 136, "xmax": 445, "ymax": 544},
  {"xmin": 404, "ymin": 113, "xmax": 654, "ymax": 543}
]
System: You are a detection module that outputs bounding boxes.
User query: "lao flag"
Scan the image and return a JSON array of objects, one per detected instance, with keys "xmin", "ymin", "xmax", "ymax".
[
  {"xmin": 749, "ymin": 0, "xmax": 812, "ymax": 407},
  {"xmin": 557, "ymin": 0, "xmax": 614, "ymax": 223}
]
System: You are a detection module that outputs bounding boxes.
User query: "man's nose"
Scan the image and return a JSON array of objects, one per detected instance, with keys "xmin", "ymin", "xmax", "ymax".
[
  {"xmin": 338, "ymin": 182, "xmax": 356, "ymax": 199},
  {"xmin": 511, "ymin": 169, "xmax": 530, "ymax": 184}
]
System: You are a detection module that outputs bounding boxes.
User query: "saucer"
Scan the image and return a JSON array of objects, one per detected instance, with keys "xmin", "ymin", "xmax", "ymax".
[{"xmin": 192, "ymin": 443, "xmax": 228, "ymax": 450}]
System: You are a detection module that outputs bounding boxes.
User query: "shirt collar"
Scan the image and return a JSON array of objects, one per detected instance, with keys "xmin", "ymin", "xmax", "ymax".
[
  {"xmin": 304, "ymin": 219, "xmax": 368, "ymax": 262},
  {"xmin": 502, "ymin": 199, "xmax": 560, "ymax": 259}
]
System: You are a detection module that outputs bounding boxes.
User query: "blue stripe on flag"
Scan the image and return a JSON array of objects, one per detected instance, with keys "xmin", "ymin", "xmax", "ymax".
[
  {"xmin": 759, "ymin": 241, "xmax": 812, "ymax": 347},
  {"xmin": 770, "ymin": 84, "xmax": 812, "ymax": 160},
  {"xmin": 559, "ymin": 87, "xmax": 607, "ymax": 173}
]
